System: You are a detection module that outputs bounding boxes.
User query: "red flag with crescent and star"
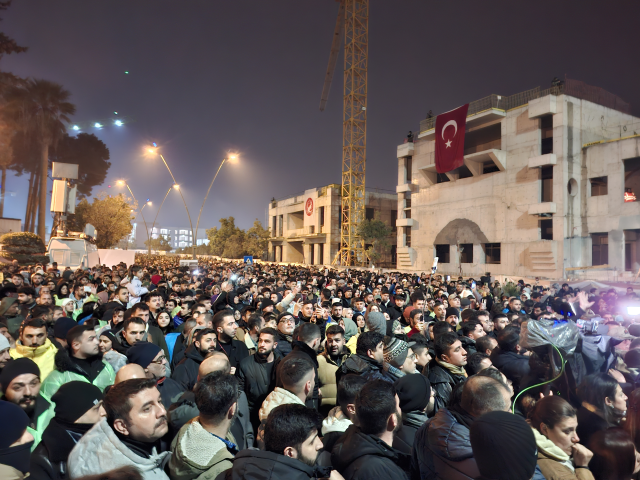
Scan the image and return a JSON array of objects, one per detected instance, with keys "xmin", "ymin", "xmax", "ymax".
[{"xmin": 435, "ymin": 103, "xmax": 469, "ymax": 173}]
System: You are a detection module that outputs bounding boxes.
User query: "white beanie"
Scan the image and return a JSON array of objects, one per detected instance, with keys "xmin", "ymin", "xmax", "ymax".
[{"xmin": 0, "ymin": 334, "xmax": 10, "ymax": 352}]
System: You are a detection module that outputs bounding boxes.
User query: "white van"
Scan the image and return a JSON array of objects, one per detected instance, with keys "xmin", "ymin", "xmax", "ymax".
[{"xmin": 48, "ymin": 237, "xmax": 100, "ymax": 270}]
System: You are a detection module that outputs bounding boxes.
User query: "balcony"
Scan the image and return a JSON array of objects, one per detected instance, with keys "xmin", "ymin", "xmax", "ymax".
[
  {"xmin": 528, "ymin": 95, "xmax": 557, "ymax": 118},
  {"xmin": 396, "ymin": 183, "xmax": 417, "ymax": 194},
  {"xmin": 397, "ymin": 143, "xmax": 415, "ymax": 158},
  {"xmin": 528, "ymin": 153, "xmax": 557, "ymax": 169},
  {"xmin": 418, "ymin": 149, "xmax": 506, "ymax": 185},
  {"xmin": 396, "ymin": 218, "xmax": 414, "ymax": 227},
  {"xmin": 528, "ymin": 202, "xmax": 557, "ymax": 216}
]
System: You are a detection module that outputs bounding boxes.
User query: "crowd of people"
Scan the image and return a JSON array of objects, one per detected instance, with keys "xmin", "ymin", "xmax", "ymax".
[{"xmin": 1, "ymin": 255, "xmax": 640, "ymax": 480}]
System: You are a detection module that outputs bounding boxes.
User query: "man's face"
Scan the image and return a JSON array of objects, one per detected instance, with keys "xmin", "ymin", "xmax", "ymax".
[
  {"xmin": 449, "ymin": 297, "xmax": 461, "ymax": 308},
  {"xmin": 5, "ymin": 302, "xmax": 20, "ymax": 316},
  {"xmin": 371, "ymin": 341, "xmax": 384, "ymax": 364},
  {"xmin": 414, "ymin": 347, "xmax": 431, "ymax": 368},
  {"xmin": 257, "ymin": 333, "xmax": 276, "ymax": 356},
  {"xmin": 193, "ymin": 306, "xmax": 206, "ymax": 318},
  {"xmin": 445, "ymin": 315, "xmax": 459, "ymax": 327},
  {"xmin": 195, "ymin": 333, "xmax": 217, "ymax": 357},
  {"xmin": 410, "ymin": 313, "xmax": 425, "ymax": 331},
  {"xmin": 17, "ymin": 293, "xmax": 32, "ymax": 305},
  {"xmin": 381, "ymin": 293, "xmax": 389, "ymax": 302},
  {"xmin": 434, "ymin": 305, "xmax": 445, "ymax": 320},
  {"xmin": 0, "ymin": 347, "xmax": 10, "ymax": 368},
  {"xmin": 354, "ymin": 301, "xmax": 365, "ymax": 312},
  {"xmin": 301, "ymin": 303, "xmax": 314, "ymax": 317},
  {"xmin": 117, "ymin": 289, "xmax": 129, "ymax": 304},
  {"xmin": 219, "ymin": 315, "xmax": 238, "ymax": 340},
  {"xmin": 37, "ymin": 292, "xmax": 52, "ymax": 306},
  {"xmin": 510, "ymin": 299, "xmax": 521, "ymax": 312},
  {"xmin": 74, "ymin": 287, "xmax": 86, "ymax": 299},
  {"xmin": 133, "ymin": 309, "xmax": 149, "ymax": 323},
  {"xmin": 22, "ymin": 326, "xmax": 47, "ymax": 347},
  {"xmin": 444, "ymin": 340, "xmax": 467, "ymax": 367},
  {"xmin": 75, "ymin": 331, "xmax": 100, "ymax": 358},
  {"xmin": 331, "ymin": 305, "xmax": 343, "ymax": 319},
  {"xmin": 294, "ymin": 428, "xmax": 323, "ymax": 467},
  {"xmin": 165, "ymin": 300, "xmax": 176, "ymax": 312},
  {"xmin": 113, "ymin": 310, "xmax": 125, "ymax": 325},
  {"xmin": 146, "ymin": 351, "xmax": 167, "ymax": 379},
  {"xmin": 533, "ymin": 307, "xmax": 543, "ymax": 316},
  {"xmin": 278, "ymin": 315, "xmax": 295, "ymax": 335},
  {"xmin": 32, "ymin": 275, "xmax": 43, "ymax": 286},
  {"xmin": 201, "ymin": 300, "xmax": 212, "ymax": 311},
  {"xmin": 124, "ymin": 323, "xmax": 146, "ymax": 345},
  {"xmin": 146, "ymin": 296, "xmax": 162, "ymax": 311},
  {"xmin": 402, "ymin": 350, "xmax": 417, "ymax": 373},
  {"xmin": 414, "ymin": 299, "xmax": 425, "ymax": 310},
  {"xmin": 116, "ymin": 387, "xmax": 168, "ymax": 442},
  {"xmin": 477, "ymin": 315, "xmax": 493, "ymax": 333},
  {"xmin": 494, "ymin": 317, "xmax": 510, "ymax": 332},
  {"xmin": 5, "ymin": 374, "xmax": 40, "ymax": 412},
  {"xmin": 469, "ymin": 324, "xmax": 486, "ymax": 340},
  {"xmin": 326, "ymin": 333, "xmax": 345, "ymax": 357}
]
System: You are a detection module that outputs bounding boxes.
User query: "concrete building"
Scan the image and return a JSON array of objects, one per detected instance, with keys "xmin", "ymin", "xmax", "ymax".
[
  {"xmin": 268, "ymin": 184, "xmax": 397, "ymax": 266},
  {"xmin": 396, "ymin": 79, "xmax": 640, "ymax": 280},
  {"xmin": 128, "ymin": 223, "xmax": 208, "ymax": 250}
]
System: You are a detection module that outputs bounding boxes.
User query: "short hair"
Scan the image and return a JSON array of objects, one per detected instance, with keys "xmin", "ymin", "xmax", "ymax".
[
  {"xmin": 259, "ymin": 327, "xmax": 278, "ymax": 340},
  {"xmin": 103, "ymin": 378, "xmax": 158, "ymax": 427},
  {"xmin": 117, "ymin": 285, "xmax": 129, "ymax": 295},
  {"xmin": 466, "ymin": 352, "xmax": 491, "ymax": 375},
  {"xmin": 212, "ymin": 310, "xmax": 233, "ymax": 330},
  {"xmin": 30, "ymin": 305, "xmax": 52, "ymax": 319},
  {"xmin": 22, "ymin": 318, "xmax": 46, "ymax": 331},
  {"xmin": 326, "ymin": 324, "xmax": 345, "ymax": 337},
  {"xmin": 194, "ymin": 371, "xmax": 239, "ymax": 423},
  {"xmin": 67, "ymin": 324, "xmax": 93, "ymax": 350},
  {"xmin": 356, "ymin": 331, "xmax": 384, "ymax": 357},
  {"xmin": 356, "ymin": 379, "xmax": 398, "ymax": 436},
  {"xmin": 296, "ymin": 322, "xmax": 321, "ymax": 344},
  {"xmin": 17, "ymin": 286, "xmax": 36, "ymax": 297},
  {"xmin": 195, "ymin": 328, "xmax": 216, "ymax": 344},
  {"xmin": 132, "ymin": 303, "xmax": 149, "ymax": 313},
  {"xmin": 279, "ymin": 356, "xmax": 314, "ymax": 389},
  {"xmin": 432, "ymin": 321, "xmax": 453, "ymax": 339},
  {"xmin": 461, "ymin": 375, "xmax": 509, "ymax": 416},
  {"xmin": 461, "ymin": 319, "xmax": 482, "ymax": 337},
  {"xmin": 475, "ymin": 335, "xmax": 497, "ymax": 355},
  {"xmin": 476, "ymin": 367, "xmax": 509, "ymax": 390},
  {"xmin": 434, "ymin": 332, "xmax": 460, "ymax": 359},
  {"xmin": 264, "ymin": 404, "xmax": 322, "ymax": 455},
  {"xmin": 337, "ymin": 374, "xmax": 367, "ymax": 417},
  {"xmin": 410, "ymin": 291, "xmax": 425, "ymax": 304},
  {"xmin": 497, "ymin": 326, "xmax": 520, "ymax": 353},
  {"xmin": 247, "ymin": 315, "xmax": 264, "ymax": 332},
  {"xmin": 471, "ymin": 310, "xmax": 490, "ymax": 321},
  {"xmin": 122, "ymin": 317, "xmax": 145, "ymax": 332}
]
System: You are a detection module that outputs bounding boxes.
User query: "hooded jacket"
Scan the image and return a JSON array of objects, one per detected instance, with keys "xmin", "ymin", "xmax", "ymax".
[
  {"xmin": 335, "ymin": 353, "xmax": 395, "ymax": 386},
  {"xmin": 331, "ymin": 424, "xmax": 411, "ymax": 480},
  {"xmin": 532, "ymin": 427, "xmax": 594, "ymax": 480},
  {"xmin": 40, "ymin": 348, "xmax": 115, "ymax": 401},
  {"xmin": 168, "ymin": 417, "xmax": 235, "ymax": 480},
  {"xmin": 67, "ymin": 418, "xmax": 170, "ymax": 480},
  {"xmin": 489, "ymin": 347, "xmax": 530, "ymax": 392},
  {"xmin": 256, "ymin": 387, "xmax": 305, "ymax": 450},
  {"xmin": 10, "ymin": 339, "xmax": 58, "ymax": 380},
  {"xmin": 220, "ymin": 449, "xmax": 330, "ymax": 480},
  {"xmin": 321, "ymin": 406, "xmax": 353, "ymax": 453},
  {"xmin": 172, "ymin": 343, "xmax": 206, "ymax": 391}
]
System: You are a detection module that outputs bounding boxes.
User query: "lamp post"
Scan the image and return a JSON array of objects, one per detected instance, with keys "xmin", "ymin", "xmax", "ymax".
[
  {"xmin": 117, "ymin": 180, "xmax": 151, "ymax": 252},
  {"xmin": 147, "ymin": 147, "xmax": 196, "ymax": 258},
  {"xmin": 149, "ymin": 185, "xmax": 175, "ymax": 254},
  {"xmin": 195, "ymin": 154, "xmax": 238, "ymax": 252}
]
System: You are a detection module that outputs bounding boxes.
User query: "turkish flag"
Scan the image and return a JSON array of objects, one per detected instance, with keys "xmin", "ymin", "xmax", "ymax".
[{"xmin": 435, "ymin": 103, "xmax": 469, "ymax": 173}]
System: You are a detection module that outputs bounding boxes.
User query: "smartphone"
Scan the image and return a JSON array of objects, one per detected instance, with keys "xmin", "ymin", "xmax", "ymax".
[
  {"xmin": 445, "ymin": 275, "xmax": 451, "ymax": 282},
  {"xmin": 84, "ymin": 286, "xmax": 91, "ymax": 292},
  {"xmin": 471, "ymin": 280, "xmax": 476, "ymax": 290},
  {"xmin": 297, "ymin": 281, "xmax": 302, "ymax": 288}
]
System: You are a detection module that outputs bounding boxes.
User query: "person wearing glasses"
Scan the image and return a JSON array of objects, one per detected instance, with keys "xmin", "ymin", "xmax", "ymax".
[{"xmin": 126, "ymin": 341, "xmax": 185, "ymax": 409}]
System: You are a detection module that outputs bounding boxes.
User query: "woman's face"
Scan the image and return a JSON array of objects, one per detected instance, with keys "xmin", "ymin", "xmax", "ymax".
[
  {"xmin": 213, "ymin": 286, "xmax": 220, "ymax": 295},
  {"xmin": 356, "ymin": 315, "xmax": 365, "ymax": 328},
  {"xmin": 64, "ymin": 301, "xmax": 75, "ymax": 312},
  {"xmin": 61, "ymin": 285, "xmax": 68, "ymax": 295},
  {"xmin": 157, "ymin": 313, "xmax": 171, "ymax": 328},
  {"xmin": 606, "ymin": 384, "xmax": 628, "ymax": 413},
  {"xmin": 370, "ymin": 305, "xmax": 379, "ymax": 313},
  {"xmin": 541, "ymin": 416, "xmax": 579, "ymax": 456},
  {"xmin": 99, "ymin": 336, "xmax": 112, "ymax": 353}
]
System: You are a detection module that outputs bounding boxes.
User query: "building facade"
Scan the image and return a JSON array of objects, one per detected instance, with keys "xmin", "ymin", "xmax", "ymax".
[
  {"xmin": 128, "ymin": 223, "xmax": 209, "ymax": 250},
  {"xmin": 268, "ymin": 184, "xmax": 397, "ymax": 266},
  {"xmin": 396, "ymin": 79, "xmax": 640, "ymax": 279}
]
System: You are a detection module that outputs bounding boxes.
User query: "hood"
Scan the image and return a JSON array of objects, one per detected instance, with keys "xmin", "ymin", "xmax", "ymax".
[
  {"xmin": 14, "ymin": 338, "xmax": 57, "ymax": 358},
  {"xmin": 258, "ymin": 387, "xmax": 305, "ymax": 422},
  {"xmin": 321, "ymin": 406, "xmax": 352, "ymax": 435},
  {"xmin": 331, "ymin": 424, "xmax": 401, "ymax": 472},
  {"xmin": 0, "ymin": 297, "xmax": 18, "ymax": 316},
  {"xmin": 343, "ymin": 354, "xmax": 380, "ymax": 375},
  {"xmin": 184, "ymin": 343, "xmax": 206, "ymax": 363}
]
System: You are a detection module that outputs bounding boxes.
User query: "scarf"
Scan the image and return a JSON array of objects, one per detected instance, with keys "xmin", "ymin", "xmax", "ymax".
[
  {"xmin": 532, "ymin": 427, "xmax": 575, "ymax": 472},
  {"xmin": 436, "ymin": 358, "xmax": 468, "ymax": 378},
  {"xmin": 0, "ymin": 442, "xmax": 33, "ymax": 474}
]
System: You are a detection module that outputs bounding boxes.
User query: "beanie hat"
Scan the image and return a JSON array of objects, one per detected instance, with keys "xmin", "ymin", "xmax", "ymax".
[
  {"xmin": 150, "ymin": 275, "xmax": 162, "ymax": 285},
  {"xmin": 52, "ymin": 381, "xmax": 104, "ymax": 423},
  {"xmin": 126, "ymin": 341, "xmax": 161, "ymax": 368},
  {"xmin": 470, "ymin": 411, "xmax": 537, "ymax": 480},
  {"xmin": 0, "ymin": 297, "xmax": 18, "ymax": 316},
  {"xmin": 53, "ymin": 316, "xmax": 77, "ymax": 339},
  {"xmin": 366, "ymin": 312, "xmax": 387, "ymax": 335},
  {"xmin": 0, "ymin": 358, "xmax": 40, "ymax": 391},
  {"xmin": 383, "ymin": 337, "xmax": 409, "ymax": 368},
  {"xmin": 626, "ymin": 349, "xmax": 640, "ymax": 369},
  {"xmin": 60, "ymin": 298, "xmax": 76, "ymax": 310},
  {"xmin": 0, "ymin": 334, "xmax": 9, "ymax": 353},
  {"xmin": 260, "ymin": 299, "xmax": 275, "ymax": 310},
  {"xmin": 0, "ymin": 400, "xmax": 30, "ymax": 449},
  {"xmin": 100, "ymin": 329, "xmax": 117, "ymax": 345},
  {"xmin": 394, "ymin": 373, "xmax": 431, "ymax": 412},
  {"xmin": 460, "ymin": 298, "xmax": 471, "ymax": 307},
  {"xmin": 445, "ymin": 307, "xmax": 459, "ymax": 319}
]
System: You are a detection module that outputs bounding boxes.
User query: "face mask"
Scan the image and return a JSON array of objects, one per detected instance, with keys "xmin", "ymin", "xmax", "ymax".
[{"xmin": 0, "ymin": 441, "xmax": 34, "ymax": 474}]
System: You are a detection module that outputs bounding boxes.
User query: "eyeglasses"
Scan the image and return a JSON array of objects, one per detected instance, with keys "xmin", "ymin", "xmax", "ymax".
[
  {"xmin": 150, "ymin": 355, "xmax": 167, "ymax": 365},
  {"xmin": 279, "ymin": 318, "xmax": 295, "ymax": 324}
]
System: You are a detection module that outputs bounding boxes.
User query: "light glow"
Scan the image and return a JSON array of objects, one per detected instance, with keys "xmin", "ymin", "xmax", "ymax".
[
  {"xmin": 72, "ymin": 125, "xmax": 80, "ymax": 131},
  {"xmin": 94, "ymin": 123, "xmax": 102, "ymax": 128},
  {"xmin": 114, "ymin": 120, "xmax": 123, "ymax": 126}
]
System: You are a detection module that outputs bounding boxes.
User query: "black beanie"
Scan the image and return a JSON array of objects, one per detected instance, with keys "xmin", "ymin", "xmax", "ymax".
[
  {"xmin": 445, "ymin": 307, "xmax": 459, "ymax": 319},
  {"xmin": 470, "ymin": 411, "xmax": 537, "ymax": 480},
  {"xmin": 53, "ymin": 316, "xmax": 77, "ymax": 339},
  {"xmin": 394, "ymin": 373, "xmax": 431, "ymax": 413},
  {"xmin": 0, "ymin": 358, "xmax": 40, "ymax": 391},
  {"xmin": 52, "ymin": 381, "xmax": 104, "ymax": 423},
  {"xmin": 0, "ymin": 400, "xmax": 29, "ymax": 448}
]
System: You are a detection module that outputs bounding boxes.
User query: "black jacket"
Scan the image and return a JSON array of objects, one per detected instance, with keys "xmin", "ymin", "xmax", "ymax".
[
  {"xmin": 458, "ymin": 336, "xmax": 477, "ymax": 357},
  {"xmin": 216, "ymin": 338, "xmax": 250, "ymax": 371},
  {"xmin": 428, "ymin": 364, "xmax": 467, "ymax": 414},
  {"xmin": 274, "ymin": 331, "xmax": 293, "ymax": 357},
  {"xmin": 156, "ymin": 376, "xmax": 185, "ymax": 409},
  {"xmin": 171, "ymin": 343, "xmax": 205, "ymax": 391},
  {"xmin": 490, "ymin": 347, "xmax": 530, "ymax": 392},
  {"xmin": 276, "ymin": 341, "xmax": 320, "ymax": 411},
  {"xmin": 53, "ymin": 347, "xmax": 108, "ymax": 383},
  {"xmin": 392, "ymin": 411, "xmax": 430, "ymax": 456},
  {"xmin": 237, "ymin": 351, "xmax": 281, "ymax": 426},
  {"xmin": 218, "ymin": 449, "xmax": 331, "ymax": 480},
  {"xmin": 331, "ymin": 425, "xmax": 410, "ymax": 480},
  {"xmin": 576, "ymin": 405, "xmax": 611, "ymax": 449},
  {"xmin": 335, "ymin": 354, "xmax": 395, "ymax": 385}
]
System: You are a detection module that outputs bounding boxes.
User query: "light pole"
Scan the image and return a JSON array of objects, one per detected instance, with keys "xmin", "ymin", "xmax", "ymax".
[
  {"xmin": 117, "ymin": 180, "xmax": 151, "ymax": 252},
  {"xmin": 149, "ymin": 185, "xmax": 176, "ymax": 254},
  {"xmin": 147, "ymin": 146, "xmax": 196, "ymax": 258},
  {"xmin": 195, "ymin": 154, "xmax": 238, "ymax": 251}
]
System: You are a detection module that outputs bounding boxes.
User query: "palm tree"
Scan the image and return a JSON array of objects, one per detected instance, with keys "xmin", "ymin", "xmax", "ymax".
[{"xmin": 8, "ymin": 79, "xmax": 75, "ymax": 240}]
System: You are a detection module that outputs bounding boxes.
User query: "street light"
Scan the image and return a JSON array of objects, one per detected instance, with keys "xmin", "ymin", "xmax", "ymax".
[
  {"xmin": 195, "ymin": 153, "xmax": 239, "ymax": 251},
  {"xmin": 149, "ymin": 185, "xmax": 178, "ymax": 255},
  {"xmin": 146, "ymin": 146, "xmax": 196, "ymax": 258},
  {"xmin": 117, "ymin": 180, "xmax": 151, "ymax": 253}
]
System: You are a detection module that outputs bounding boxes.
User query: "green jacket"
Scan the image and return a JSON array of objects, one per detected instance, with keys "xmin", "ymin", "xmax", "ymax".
[
  {"xmin": 40, "ymin": 347, "xmax": 115, "ymax": 401},
  {"xmin": 26, "ymin": 395, "xmax": 55, "ymax": 451}
]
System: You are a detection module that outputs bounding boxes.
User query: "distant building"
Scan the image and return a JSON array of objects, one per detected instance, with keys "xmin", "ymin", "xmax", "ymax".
[
  {"xmin": 127, "ymin": 223, "xmax": 208, "ymax": 250},
  {"xmin": 395, "ymin": 79, "xmax": 640, "ymax": 279},
  {"xmin": 267, "ymin": 184, "xmax": 397, "ymax": 266}
]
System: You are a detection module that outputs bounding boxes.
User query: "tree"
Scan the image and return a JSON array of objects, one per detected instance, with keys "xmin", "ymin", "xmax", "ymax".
[
  {"xmin": 204, "ymin": 217, "xmax": 270, "ymax": 259},
  {"xmin": 49, "ymin": 133, "xmax": 111, "ymax": 199},
  {"xmin": 245, "ymin": 219, "xmax": 271, "ymax": 259},
  {"xmin": 68, "ymin": 192, "xmax": 136, "ymax": 249},
  {"xmin": 206, "ymin": 217, "xmax": 243, "ymax": 257},
  {"xmin": 0, "ymin": 0, "xmax": 27, "ymax": 88},
  {"xmin": 0, "ymin": 123, "xmax": 12, "ymax": 216},
  {"xmin": 145, "ymin": 236, "xmax": 172, "ymax": 252},
  {"xmin": 357, "ymin": 219, "xmax": 393, "ymax": 265}
]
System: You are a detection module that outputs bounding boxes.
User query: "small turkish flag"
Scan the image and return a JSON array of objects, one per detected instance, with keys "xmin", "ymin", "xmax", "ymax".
[{"xmin": 435, "ymin": 103, "xmax": 469, "ymax": 174}]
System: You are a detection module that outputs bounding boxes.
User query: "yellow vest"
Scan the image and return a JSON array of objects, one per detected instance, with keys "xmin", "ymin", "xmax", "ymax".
[{"xmin": 10, "ymin": 339, "xmax": 58, "ymax": 380}]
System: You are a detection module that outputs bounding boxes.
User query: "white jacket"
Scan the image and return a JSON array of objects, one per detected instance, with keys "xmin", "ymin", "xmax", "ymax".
[
  {"xmin": 68, "ymin": 418, "xmax": 171, "ymax": 480},
  {"xmin": 256, "ymin": 387, "xmax": 305, "ymax": 450},
  {"xmin": 122, "ymin": 276, "xmax": 148, "ymax": 307}
]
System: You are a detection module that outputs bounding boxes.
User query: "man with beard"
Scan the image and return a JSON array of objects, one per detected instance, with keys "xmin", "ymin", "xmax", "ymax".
[
  {"xmin": 0, "ymin": 358, "xmax": 55, "ymax": 449},
  {"xmin": 113, "ymin": 317, "xmax": 147, "ymax": 353},
  {"xmin": 276, "ymin": 323, "xmax": 322, "ymax": 411},
  {"xmin": 172, "ymin": 328, "xmax": 217, "ymax": 390},
  {"xmin": 126, "ymin": 341, "xmax": 184, "ymax": 409},
  {"xmin": 274, "ymin": 312, "xmax": 295, "ymax": 356},
  {"xmin": 237, "ymin": 327, "xmax": 282, "ymax": 430},
  {"xmin": 17, "ymin": 286, "xmax": 37, "ymax": 318},
  {"xmin": 144, "ymin": 292, "xmax": 164, "ymax": 324},
  {"xmin": 30, "ymin": 381, "xmax": 105, "ymax": 480},
  {"xmin": 213, "ymin": 310, "xmax": 249, "ymax": 374},
  {"xmin": 40, "ymin": 325, "xmax": 116, "ymax": 400},
  {"xmin": 67, "ymin": 378, "xmax": 171, "ymax": 480},
  {"xmin": 331, "ymin": 379, "xmax": 409, "ymax": 479},
  {"xmin": 168, "ymin": 372, "xmax": 238, "ymax": 480},
  {"xmin": 10, "ymin": 319, "xmax": 58, "ymax": 380},
  {"xmin": 317, "ymin": 325, "xmax": 349, "ymax": 409},
  {"xmin": 0, "ymin": 297, "xmax": 25, "ymax": 337},
  {"xmin": 103, "ymin": 286, "xmax": 129, "ymax": 311}
]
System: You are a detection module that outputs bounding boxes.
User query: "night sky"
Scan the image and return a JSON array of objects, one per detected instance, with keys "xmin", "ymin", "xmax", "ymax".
[{"xmin": 4, "ymin": 1, "xmax": 639, "ymax": 232}]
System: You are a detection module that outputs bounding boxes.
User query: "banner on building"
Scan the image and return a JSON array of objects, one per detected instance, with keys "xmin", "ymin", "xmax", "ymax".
[{"xmin": 435, "ymin": 103, "xmax": 469, "ymax": 173}]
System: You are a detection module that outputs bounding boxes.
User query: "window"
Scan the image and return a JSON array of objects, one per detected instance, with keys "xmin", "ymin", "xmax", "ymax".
[
  {"xmin": 435, "ymin": 244, "xmax": 450, "ymax": 263},
  {"xmin": 278, "ymin": 215, "xmax": 284, "ymax": 236},
  {"xmin": 319, "ymin": 206, "xmax": 325, "ymax": 227},
  {"xmin": 180, "ymin": 230, "xmax": 188, "ymax": 234},
  {"xmin": 406, "ymin": 158, "xmax": 412, "ymax": 183},
  {"xmin": 460, "ymin": 243, "xmax": 473, "ymax": 263},
  {"xmin": 592, "ymin": 233, "xmax": 608, "ymax": 266},
  {"xmin": 482, "ymin": 162, "xmax": 500, "ymax": 174},
  {"xmin": 457, "ymin": 165, "xmax": 474, "ymax": 179},
  {"xmin": 483, "ymin": 243, "xmax": 501, "ymax": 264},
  {"xmin": 160, "ymin": 229, "xmax": 168, "ymax": 234},
  {"xmin": 541, "ymin": 166, "xmax": 553, "ymax": 202},
  {"xmin": 541, "ymin": 115, "xmax": 553, "ymax": 155},
  {"xmin": 271, "ymin": 216, "xmax": 277, "ymax": 236},
  {"xmin": 318, "ymin": 243, "xmax": 324, "ymax": 265},
  {"xmin": 436, "ymin": 173, "xmax": 450, "ymax": 183},
  {"xmin": 590, "ymin": 177, "xmax": 608, "ymax": 196},
  {"xmin": 540, "ymin": 219, "xmax": 553, "ymax": 240},
  {"xmin": 404, "ymin": 227, "xmax": 411, "ymax": 248},
  {"xmin": 624, "ymin": 158, "xmax": 640, "ymax": 202},
  {"xmin": 366, "ymin": 208, "xmax": 375, "ymax": 220},
  {"xmin": 391, "ymin": 210, "xmax": 397, "ymax": 232}
]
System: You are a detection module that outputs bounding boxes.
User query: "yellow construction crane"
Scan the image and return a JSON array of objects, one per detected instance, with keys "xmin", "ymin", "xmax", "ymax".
[{"xmin": 320, "ymin": 0, "xmax": 369, "ymax": 266}]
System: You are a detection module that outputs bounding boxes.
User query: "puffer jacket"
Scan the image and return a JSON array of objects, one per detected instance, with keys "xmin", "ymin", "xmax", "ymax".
[
  {"xmin": 172, "ymin": 343, "xmax": 206, "ymax": 391},
  {"xmin": 321, "ymin": 406, "xmax": 353, "ymax": 453},
  {"xmin": 67, "ymin": 418, "xmax": 170, "ymax": 480},
  {"xmin": 331, "ymin": 424, "xmax": 411, "ymax": 480},
  {"xmin": 220, "ymin": 449, "xmax": 331, "ymax": 480},
  {"xmin": 274, "ymin": 331, "xmax": 293, "ymax": 357},
  {"xmin": 410, "ymin": 407, "xmax": 477, "ymax": 480},
  {"xmin": 40, "ymin": 348, "xmax": 115, "ymax": 401},
  {"xmin": 168, "ymin": 417, "xmax": 235, "ymax": 480},
  {"xmin": 317, "ymin": 351, "xmax": 349, "ymax": 407},
  {"xmin": 102, "ymin": 349, "xmax": 127, "ymax": 373},
  {"xmin": 335, "ymin": 353, "xmax": 395, "ymax": 386},
  {"xmin": 10, "ymin": 339, "xmax": 58, "ymax": 380},
  {"xmin": 533, "ymin": 427, "xmax": 594, "ymax": 480},
  {"xmin": 256, "ymin": 387, "xmax": 305, "ymax": 449},
  {"xmin": 427, "ymin": 364, "xmax": 466, "ymax": 414}
]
